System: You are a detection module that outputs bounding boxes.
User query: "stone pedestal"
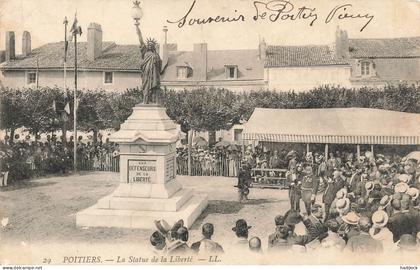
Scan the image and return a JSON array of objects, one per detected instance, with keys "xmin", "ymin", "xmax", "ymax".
[{"xmin": 76, "ymin": 105, "xmax": 207, "ymax": 229}]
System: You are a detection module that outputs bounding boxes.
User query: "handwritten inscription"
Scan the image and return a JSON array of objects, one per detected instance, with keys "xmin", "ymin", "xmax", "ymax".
[
  {"xmin": 167, "ymin": 0, "xmax": 374, "ymax": 32},
  {"xmin": 127, "ymin": 160, "xmax": 156, "ymax": 183}
]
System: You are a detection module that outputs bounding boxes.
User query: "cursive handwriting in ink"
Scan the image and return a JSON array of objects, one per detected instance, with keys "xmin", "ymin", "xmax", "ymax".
[
  {"xmin": 253, "ymin": 0, "xmax": 318, "ymax": 26},
  {"xmin": 167, "ymin": 0, "xmax": 245, "ymax": 28},
  {"xmin": 325, "ymin": 4, "xmax": 374, "ymax": 32}
]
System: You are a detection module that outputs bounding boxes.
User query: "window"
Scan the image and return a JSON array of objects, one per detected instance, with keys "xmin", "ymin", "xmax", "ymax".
[
  {"xmin": 177, "ymin": 66, "xmax": 191, "ymax": 79},
  {"xmin": 234, "ymin": 129, "xmax": 243, "ymax": 141},
  {"xmin": 361, "ymin": 62, "xmax": 370, "ymax": 76},
  {"xmin": 229, "ymin": 67, "xmax": 235, "ymax": 78},
  {"xmin": 225, "ymin": 65, "xmax": 238, "ymax": 79},
  {"xmin": 104, "ymin": 72, "xmax": 113, "ymax": 84},
  {"xmin": 27, "ymin": 72, "xmax": 37, "ymax": 84}
]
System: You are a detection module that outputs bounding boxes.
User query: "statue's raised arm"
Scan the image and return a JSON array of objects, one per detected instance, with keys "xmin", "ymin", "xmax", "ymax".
[
  {"xmin": 135, "ymin": 24, "xmax": 145, "ymax": 49},
  {"xmin": 135, "ymin": 24, "xmax": 162, "ymax": 104}
]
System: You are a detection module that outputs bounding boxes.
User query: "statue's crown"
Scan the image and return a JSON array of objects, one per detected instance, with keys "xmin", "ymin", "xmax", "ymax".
[{"xmin": 146, "ymin": 37, "xmax": 157, "ymax": 47}]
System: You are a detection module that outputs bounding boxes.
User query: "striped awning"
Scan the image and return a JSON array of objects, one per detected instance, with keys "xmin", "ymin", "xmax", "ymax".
[{"xmin": 243, "ymin": 108, "xmax": 420, "ymax": 145}]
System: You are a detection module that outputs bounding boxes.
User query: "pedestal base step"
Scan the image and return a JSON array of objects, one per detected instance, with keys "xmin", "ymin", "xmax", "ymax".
[
  {"xmin": 76, "ymin": 194, "xmax": 208, "ymax": 229},
  {"xmin": 97, "ymin": 189, "xmax": 193, "ymax": 212}
]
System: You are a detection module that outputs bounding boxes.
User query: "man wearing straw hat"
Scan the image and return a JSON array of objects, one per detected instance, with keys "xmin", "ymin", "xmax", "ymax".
[{"xmin": 369, "ymin": 210, "xmax": 394, "ymax": 252}]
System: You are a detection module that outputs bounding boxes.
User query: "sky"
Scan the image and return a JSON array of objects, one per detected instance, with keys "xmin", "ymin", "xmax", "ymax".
[{"xmin": 0, "ymin": 0, "xmax": 419, "ymax": 53}]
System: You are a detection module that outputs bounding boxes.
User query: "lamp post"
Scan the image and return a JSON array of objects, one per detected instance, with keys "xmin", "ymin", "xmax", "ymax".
[{"xmin": 131, "ymin": 0, "xmax": 143, "ymax": 26}]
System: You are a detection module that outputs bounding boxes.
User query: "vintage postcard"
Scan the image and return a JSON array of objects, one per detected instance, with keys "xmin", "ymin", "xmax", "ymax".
[{"xmin": 0, "ymin": 0, "xmax": 419, "ymax": 267}]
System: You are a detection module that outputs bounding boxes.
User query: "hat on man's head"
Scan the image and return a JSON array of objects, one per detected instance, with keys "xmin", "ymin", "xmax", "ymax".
[
  {"xmin": 365, "ymin": 181, "xmax": 374, "ymax": 193},
  {"xmin": 406, "ymin": 187, "xmax": 419, "ymax": 201},
  {"xmin": 371, "ymin": 210, "xmax": 389, "ymax": 228},
  {"xmin": 336, "ymin": 188, "xmax": 348, "ymax": 200},
  {"xmin": 150, "ymin": 231, "xmax": 166, "ymax": 248},
  {"xmin": 232, "ymin": 219, "xmax": 252, "ymax": 232},
  {"xmin": 342, "ymin": 212, "xmax": 360, "ymax": 225},
  {"xmin": 171, "ymin": 219, "xmax": 184, "ymax": 233},
  {"xmin": 379, "ymin": 195, "xmax": 392, "ymax": 209},
  {"xmin": 336, "ymin": 198, "xmax": 350, "ymax": 214},
  {"xmin": 398, "ymin": 174, "xmax": 410, "ymax": 183},
  {"xmin": 154, "ymin": 220, "xmax": 171, "ymax": 236},
  {"xmin": 394, "ymin": 182, "xmax": 409, "ymax": 194}
]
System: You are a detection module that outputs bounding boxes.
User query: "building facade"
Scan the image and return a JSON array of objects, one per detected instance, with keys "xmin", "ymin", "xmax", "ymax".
[{"xmin": 0, "ymin": 24, "xmax": 419, "ymax": 92}]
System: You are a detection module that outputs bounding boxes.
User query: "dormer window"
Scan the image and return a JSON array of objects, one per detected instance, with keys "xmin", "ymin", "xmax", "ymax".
[
  {"xmin": 225, "ymin": 65, "xmax": 238, "ymax": 79},
  {"xmin": 177, "ymin": 66, "xmax": 192, "ymax": 79},
  {"xmin": 361, "ymin": 61, "xmax": 370, "ymax": 76}
]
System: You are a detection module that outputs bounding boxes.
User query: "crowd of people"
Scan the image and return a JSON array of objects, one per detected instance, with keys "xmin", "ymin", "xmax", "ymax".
[
  {"xmin": 151, "ymin": 149, "xmax": 419, "ymax": 255},
  {"xmin": 176, "ymin": 145, "xmax": 242, "ymax": 176},
  {"xmin": 240, "ymin": 149, "xmax": 419, "ymax": 253},
  {"xmin": 0, "ymin": 133, "xmax": 119, "ymax": 181}
]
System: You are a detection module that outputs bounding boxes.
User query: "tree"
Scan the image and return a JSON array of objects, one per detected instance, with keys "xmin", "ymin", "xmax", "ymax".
[
  {"xmin": 0, "ymin": 88, "xmax": 26, "ymax": 142},
  {"xmin": 164, "ymin": 88, "xmax": 241, "ymax": 174},
  {"xmin": 20, "ymin": 87, "xmax": 62, "ymax": 138}
]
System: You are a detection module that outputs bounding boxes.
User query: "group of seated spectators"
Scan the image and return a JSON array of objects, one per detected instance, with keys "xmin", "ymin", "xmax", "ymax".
[{"xmin": 0, "ymin": 133, "xmax": 119, "ymax": 181}]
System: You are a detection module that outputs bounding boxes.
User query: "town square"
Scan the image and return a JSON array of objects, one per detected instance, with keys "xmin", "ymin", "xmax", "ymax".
[{"xmin": 0, "ymin": 0, "xmax": 419, "ymax": 266}]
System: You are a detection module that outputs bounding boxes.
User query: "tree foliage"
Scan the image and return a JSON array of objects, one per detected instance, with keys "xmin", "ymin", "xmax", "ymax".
[{"xmin": 0, "ymin": 83, "xmax": 418, "ymax": 143}]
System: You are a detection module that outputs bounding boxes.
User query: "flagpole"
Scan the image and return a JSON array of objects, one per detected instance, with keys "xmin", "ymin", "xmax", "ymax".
[
  {"xmin": 63, "ymin": 16, "xmax": 68, "ymax": 147},
  {"xmin": 63, "ymin": 17, "xmax": 68, "ymax": 91},
  {"xmin": 73, "ymin": 32, "xmax": 78, "ymax": 173}
]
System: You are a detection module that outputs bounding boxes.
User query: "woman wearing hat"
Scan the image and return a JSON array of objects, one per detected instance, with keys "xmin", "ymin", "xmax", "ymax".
[{"xmin": 369, "ymin": 210, "xmax": 395, "ymax": 252}]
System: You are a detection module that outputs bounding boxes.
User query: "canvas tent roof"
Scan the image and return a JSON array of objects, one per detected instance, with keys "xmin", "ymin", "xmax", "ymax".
[{"xmin": 243, "ymin": 108, "xmax": 420, "ymax": 145}]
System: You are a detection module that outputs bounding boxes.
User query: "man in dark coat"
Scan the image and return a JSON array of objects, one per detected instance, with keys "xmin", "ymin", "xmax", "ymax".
[
  {"xmin": 388, "ymin": 198, "xmax": 418, "ymax": 242},
  {"xmin": 237, "ymin": 162, "xmax": 252, "ymax": 202},
  {"xmin": 323, "ymin": 171, "xmax": 346, "ymax": 220},
  {"xmin": 288, "ymin": 165, "xmax": 303, "ymax": 212},
  {"xmin": 301, "ymin": 166, "xmax": 320, "ymax": 215},
  {"xmin": 302, "ymin": 204, "xmax": 328, "ymax": 243}
]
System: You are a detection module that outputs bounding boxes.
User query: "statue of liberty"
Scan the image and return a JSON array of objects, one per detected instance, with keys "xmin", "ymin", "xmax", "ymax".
[{"xmin": 135, "ymin": 24, "xmax": 162, "ymax": 104}]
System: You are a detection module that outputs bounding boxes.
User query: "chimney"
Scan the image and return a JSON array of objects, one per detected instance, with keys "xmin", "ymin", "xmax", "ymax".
[
  {"xmin": 259, "ymin": 38, "xmax": 267, "ymax": 61},
  {"xmin": 193, "ymin": 43, "xmax": 207, "ymax": 81},
  {"xmin": 5, "ymin": 31, "xmax": 15, "ymax": 61},
  {"xmin": 163, "ymin": 26, "xmax": 168, "ymax": 45},
  {"xmin": 22, "ymin": 31, "xmax": 31, "ymax": 57},
  {"xmin": 341, "ymin": 30, "xmax": 349, "ymax": 60},
  {"xmin": 161, "ymin": 26, "xmax": 169, "ymax": 71},
  {"xmin": 334, "ymin": 26, "xmax": 349, "ymax": 60},
  {"xmin": 87, "ymin": 23, "xmax": 102, "ymax": 61}
]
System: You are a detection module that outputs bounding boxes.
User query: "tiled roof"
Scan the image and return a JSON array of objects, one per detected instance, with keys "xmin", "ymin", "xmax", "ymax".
[
  {"xmin": 161, "ymin": 49, "xmax": 264, "ymax": 81},
  {"xmin": 265, "ymin": 45, "xmax": 348, "ymax": 68},
  {"xmin": 0, "ymin": 42, "xmax": 142, "ymax": 71},
  {"xmin": 349, "ymin": 37, "xmax": 420, "ymax": 58}
]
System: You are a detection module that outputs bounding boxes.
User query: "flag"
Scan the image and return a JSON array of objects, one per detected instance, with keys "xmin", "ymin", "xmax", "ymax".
[
  {"xmin": 74, "ymin": 98, "xmax": 80, "ymax": 112},
  {"xmin": 64, "ymin": 102, "xmax": 70, "ymax": 114},
  {"xmin": 64, "ymin": 90, "xmax": 70, "ymax": 114},
  {"xmin": 68, "ymin": 13, "xmax": 82, "ymax": 42}
]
